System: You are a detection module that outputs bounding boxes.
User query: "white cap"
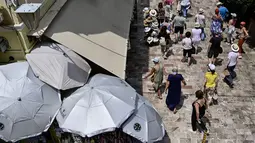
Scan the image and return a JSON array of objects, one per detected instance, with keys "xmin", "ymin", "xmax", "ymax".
[
  {"xmin": 231, "ymin": 13, "xmax": 237, "ymax": 17},
  {"xmin": 208, "ymin": 64, "xmax": 216, "ymax": 70},
  {"xmin": 152, "ymin": 57, "xmax": 160, "ymax": 63},
  {"xmin": 144, "ymin": 27, "xmax": 151, "ymax": 33},
  {"xmin": 143, "ymin": 7, "xmax": 149, "ymax": 12},
  {"xmin": 216, "ymin": 2, "xmax": 223, "ymax": 6}
]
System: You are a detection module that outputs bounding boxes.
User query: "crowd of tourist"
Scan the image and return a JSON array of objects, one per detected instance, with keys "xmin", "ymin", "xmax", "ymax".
[{"xmin": 143, "ymin": 0, "xmax": 250, "ymax": 135}]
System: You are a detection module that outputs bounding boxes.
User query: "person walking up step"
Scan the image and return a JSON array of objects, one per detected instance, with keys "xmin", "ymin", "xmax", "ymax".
[
  {"xmin": 195, "ymin": 8, "xmax": 206, "ymax": 41},
  {"xmin": 237, "ymin": 21, "xmax": 249, "ymax": 59},
  {"xmin": 207, "ymin": 32, "xmax": 223, "ymax": 65},
  {"xmin": 172, "ymin": 11, "xmax": 187, "ymax": 43},
  {"xmin": 223, "ymin": 44, "xmax": 239, "ymax": 88},
  {"xmin": 191, "ymin": 22, "xmax": 202, "ymax": 54},
  {"xmin": 181, "ymin": 32, "xmax": 193, "ymax": 66},
  {"xmin": 204, "ymin": 64, "xmax": 218, "ymax": 106}
]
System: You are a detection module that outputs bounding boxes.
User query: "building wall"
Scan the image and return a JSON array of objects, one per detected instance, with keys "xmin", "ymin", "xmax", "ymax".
[{"xmin": 0, "ymin": 1, "xmax": 39, "ymax": 63}]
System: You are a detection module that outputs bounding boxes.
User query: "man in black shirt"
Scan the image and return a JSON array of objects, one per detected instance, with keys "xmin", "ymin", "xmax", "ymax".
[{"xmin": 208, "ymin": 33, "xmax": 223, "ymax": 64}]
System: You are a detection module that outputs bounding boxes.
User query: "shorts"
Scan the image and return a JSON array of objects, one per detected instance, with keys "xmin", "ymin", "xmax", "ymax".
[
  {"xmin": 208, "ymin": 49, "xmax": 219, "ymax": 58},
  {"xmin": 174, "ymin": 26, "xmax": 184, "ymax": 34},
  {"xmin": 183, "ymin": 49, "xmax": 192, "ymax": 57}
]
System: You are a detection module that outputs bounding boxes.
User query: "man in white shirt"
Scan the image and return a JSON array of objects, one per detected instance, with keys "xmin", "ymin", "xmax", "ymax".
[
  {"xmin": 181, "ymin": 31, "xmax": 193, "ymax": 66},
  {"xmin": 223, "ymin": 44, "xmax": 239, "ymax": 88}
]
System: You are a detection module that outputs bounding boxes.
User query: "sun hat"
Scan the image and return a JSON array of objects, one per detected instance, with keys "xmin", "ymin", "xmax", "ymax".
[
  {"xmin": 216, "ymin": 2, "xmax": 223, "ymax": 6},
  {"xmin": 230, "ymin": 13, "xmax": 237, "ymax": 17},
  {"xmin": 149, "ymin": 9, "xmax": 157, "ymax": 17},
  {"xmin": 151, "ymin": 22, "xmax": 159, "ymax": 29},
  {"xmin": 153, "ymin": 37, "xmax": 159, "ymax": 43},
  {"xmin": 194, "ymin": 22, "xmax": 200, "ymax": 28},
  {"xmin": 231, "ymin": 44, "xmax": 239, "ymax": 52},
  {"xmin": 208, "ymin": 64, "xmax": 216, "ymax": 71},
  {"xmin": 151, "ymin": 31, "xmax": 158, "ymax": 36},
  {"xmin": 199, "ymin": 8, "xmax": 204, "ymax": 13},
  {"xmin": 147, "ymin": 37, "xmax": 153, "ymax": 44},
  {"xmin": 144, "ymin": 27, "xmax": 151, "ymax": 33},
  {"xmin": 240, "ymin": 21, "xmax": 246, "ymax": 25},
  {"xmin": 152, "ymin": 57, "xmax": 160, "ymax": 63},
  {"xmin": 143, "ymin": 7, "xmax": 150, "ymax": 13}
]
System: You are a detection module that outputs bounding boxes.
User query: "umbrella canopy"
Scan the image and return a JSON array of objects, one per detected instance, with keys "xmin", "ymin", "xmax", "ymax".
[
  {"xmin": 57, "ymin": 74, "xmax": 137, "ymax": 137},
  {"xmin": 26, "ymin": 42, "xmax": 91, "ymax": 90},
  {"xmin": 0, "ymin": 62, "xmax": 61, "ymax": 142},
  {"xmin": 122, "ymin": 94, "xmax": 165, "ymax": 143}
]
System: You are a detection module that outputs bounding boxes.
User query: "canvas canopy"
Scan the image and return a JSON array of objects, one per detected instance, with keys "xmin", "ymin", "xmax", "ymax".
[{"xmin": 45, "ymin": 0, "xmax": 135, "ymax": 79}]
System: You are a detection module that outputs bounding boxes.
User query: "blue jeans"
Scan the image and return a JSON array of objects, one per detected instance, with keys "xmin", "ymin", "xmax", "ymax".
[
  {"xmin": 181, "ymin": 5, "xmax": 189, "ymax": 17},
  {"xmin": 224, "ymin": 65, "xmax": 236, "ymax": 85}
]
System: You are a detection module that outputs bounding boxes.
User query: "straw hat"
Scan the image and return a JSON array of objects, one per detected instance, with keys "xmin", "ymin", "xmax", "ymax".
[
  {"xmin": 216, "ymin": 2, "xmax": 223, "ymax": 6},
  {"xmin": 199, "ymin": 8, "xmax": 204, "ymax": 13},
  {"xmin": 144, "ymin": 27, "xmax": 151, "ymax": 33},
  {"xmin": 153, "ymin": 37, "xmax": 159, "ymax": 43},
  {"xmin": 147, "ymin": 37, "xmax": 153, "ymax": 44},
  {"xmin": 194, "ymin": 22, "xmax": 200, "ymax": 28},
  {"xmin": 149, "ymin": 9, "xmax": 157, "ymax": 17},
  {"xmin": 231, "ymin": 44, "xmax": 239, "ymax": 52}
]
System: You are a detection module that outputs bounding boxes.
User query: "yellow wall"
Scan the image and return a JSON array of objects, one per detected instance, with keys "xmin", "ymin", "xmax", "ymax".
[{"xmin": 0, "ymin": 1, "xmax": 37, "ymax": 63}]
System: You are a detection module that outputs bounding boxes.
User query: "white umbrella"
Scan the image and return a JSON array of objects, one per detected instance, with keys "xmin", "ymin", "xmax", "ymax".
[
  {"xmin": 26, "ymin": 42, "xmax": 91, "ymax": 90},
  {"xmin": 57, "ymin": 74, "xmax": 137, "ymax": 137},
  {"xmin": 0, "ymin": 62, "xmax": 61, "ymax": 142},
  {"xmin": 122, "ymin": 94, "xmax": 165, "ymax": 143}
]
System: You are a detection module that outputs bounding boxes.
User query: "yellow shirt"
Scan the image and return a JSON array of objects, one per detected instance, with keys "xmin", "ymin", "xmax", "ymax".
[{"xmin": 205, "ymin": 72, "xmax": 218, "ymax": 88}]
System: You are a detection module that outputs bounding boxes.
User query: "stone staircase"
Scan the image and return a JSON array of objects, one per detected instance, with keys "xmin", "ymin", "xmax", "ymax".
[{"xmin": 126, "ymin": 0, "xmax": 255, "ymax": 142}]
